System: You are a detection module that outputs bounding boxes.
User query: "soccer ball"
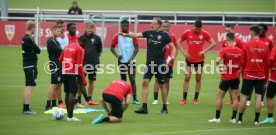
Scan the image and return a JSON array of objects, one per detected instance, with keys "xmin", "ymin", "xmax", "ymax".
[{"xmin": 53, "ymin": 110, "xmax": 64, "ymax": 120}]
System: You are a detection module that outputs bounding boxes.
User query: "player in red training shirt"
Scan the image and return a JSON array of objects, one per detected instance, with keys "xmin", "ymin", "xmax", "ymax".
[
  {"xmin": 221, "ymin": 24, "xmax": 243, "ymax": 105},
  {"xmin": 177, "ymin": 20, "xmax": 216, "ymax": 105},
  {"xmin": 59, "ymin": 37, "xmax": 87, "ymax": 122},
  {"xmin": 92, "ymin": 80, "xmax": 132, "ymax": 124},
  {"xmin": 152, "ymin": 20, "xmax": 178, "ymax": 105},
  {"xmin": 260, "ymin": 47, "xmax": 276, "ymax": 124},
  {"xmin": 237, "ymin": 25, "xmax": 270, "ymax": 126},
  {"xmin": 208, "ymin": 32, "xmax": 243, "ymax": 124}
]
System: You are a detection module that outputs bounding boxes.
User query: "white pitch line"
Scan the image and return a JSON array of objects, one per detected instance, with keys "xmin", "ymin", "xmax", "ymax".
[{"xmin": 130, "ymin": 127, "xmax": 276, "ymax": 135}]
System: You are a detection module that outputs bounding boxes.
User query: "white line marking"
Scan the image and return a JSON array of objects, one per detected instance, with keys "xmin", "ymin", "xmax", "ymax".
[{"xmin": 130, "ymin": 127, "xmax": 276, "ymax": 135}]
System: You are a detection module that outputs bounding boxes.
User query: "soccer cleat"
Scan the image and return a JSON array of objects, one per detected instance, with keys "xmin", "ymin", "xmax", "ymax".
[
  {"xmin": 246, "ymin": 101, "xmax": 251, "ymax": 106},
  {"xmin": 58, "ymin": 103, "xmax": 66, "ymax": 108},
  {"xmin": 134, "ymin": 107, "xmax": 148, "ymax": 114},
  {"xmin": 226, "ymin": 100, "xmax": 233, "ymax": 105},
  {"xmin": 22, "ymin": 110, "xmax": 37, "ymax": 115},
  {"xmin": 237, "ymin": 120, "xmax": 242, "ymax": 125},
  {"xmin": 193, "ymin": 99, "xmax": 199, "ymax": 105},
  {"xmin": 208, "ymin": 118, "xmax": 221, "ymax": 123},
  {"xmin": 229, "ymin": 119, "xmax": 237, "ymax": 124},
  {"xmin": 152, "ymin": 100, "xmax": 158, "ymax": 105},
  {"xmin": 67, "ymin": 117, "xmax": 81, "ymax": 122},
  {"xmin": 132, "ymin": 100, "xmax": 141, "ymax": 105},
  {"xmin": 254, "ymin": 121, "xmax": 260, "ymax": 126},
  {"xmin": 158, "ymin": 109, "xmax": 168, "ymax": 114},
  {"xmin": 92, "ymin": 114, "xmax": 105, "ymax": 124},
  {"xmin": 45, "ymin": 106, "xmax": 52, "ymax": 111},
  {"xmin": 260, "ymin": 117, "xmax": 274, "ymax": 124},
  {"xmin": 75, "ymin": 103, "xmax": 86, "ymax": 108},
  {"xmin": 85, "ymin": 100, "xmax": 99, "ymax": 106},
  {"xmin": 180, "ymin": 99, "xmax": 187, "ymax": 105}
]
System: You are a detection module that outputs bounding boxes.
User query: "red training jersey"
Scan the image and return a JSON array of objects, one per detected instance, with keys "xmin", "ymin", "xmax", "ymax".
[
  {"xmin": 269, "ymin": 47, "xmax": 276, "ymax": 82},
  {"xmin": 259, "ymin": 36, "xmax": 273, "ymax": 53},
  {"xmin": 242, "ymin": 38, "xmax": 270, "ymax": 81},
  {"xmin": 59, "ymin": 43, "xmax": 87, "ymax": 85},
  {"xmin": 103, "ymin": 80, "xmax": 133, "ymax": 102},
  {"xmin": 180, "ymin": 29, "xmax": 211, "ymax": 62},
  {"xmin": 222, "ymin": 36, "xmax": 243, "ymax": 49},
  {"xmin": 165, "ymin": 32, "xmax": 177, "ymax": 67},
  {"xmin": 218, "ymin": 46, "xmax": 243, "ymax": 80},
  {"xmin": 67, "ymin": 34, "xmax": 79, "ymax": 44},
  {"xmin": 111, "ymin": 33, "xmax": 139, "ymax": 47}
]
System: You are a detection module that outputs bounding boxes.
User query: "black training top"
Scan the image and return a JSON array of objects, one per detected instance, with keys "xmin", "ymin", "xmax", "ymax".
[
  {"xmin": 68, "ymin": 7, "xmax": 83, "ymax": 15},
  {"xmin": 142, "ymin": 30, "xmax": 172, "ymax": 64},
  {"xmin": 47, "ymin": 37, "xmax": 62, "ymax": 68},
  {"xmin": 21, "ymin": 34, "xmax": 40, "ymax": 66},
  {"xmin": 81, "ymin": 33, "xmax": 103, "ymax": 65}
]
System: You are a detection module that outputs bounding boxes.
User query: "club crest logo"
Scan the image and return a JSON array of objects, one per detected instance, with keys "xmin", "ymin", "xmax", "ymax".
[
  {"xmin": 5, "ymin": 25, "xmax": 15, "ymax": 41},
  {"xmin": 158, "ymin": 35, "xmax": 162, "ymax": 40},
  {"xmin": 199, "ymin": 35, "xmax": 203, "ymax": 40}
]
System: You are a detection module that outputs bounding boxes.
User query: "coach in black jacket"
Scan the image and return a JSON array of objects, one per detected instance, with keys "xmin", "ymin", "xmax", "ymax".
[{"xmin": 80, "ymin": 23, "xmax": 102, "ymax": 105}]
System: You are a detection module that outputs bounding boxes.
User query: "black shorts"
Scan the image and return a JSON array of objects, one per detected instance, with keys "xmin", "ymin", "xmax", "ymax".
[
  {"xmin": 267, "ymin": 81, "xmax": 276, "ymax": 98},
  {"xmin": 84, "ymin": 64, "xmax": 97, "ymax": 81},
  {"xmin": 241, "ymin": 79, "xmax": 265, "ymax": 96},
  {"xmin": 143, "ymin": 62, "xmax": 168, "ymax": 84},
  {"xmin": 186, "ymin": 60, "xmax": 204, "ymax": 68},
  {"xmin": 219, "ymin": 78, "xmax": 240, "ymax": 92},
  {"xmin": 63, "ymin": 74, "xmax": 78, "ymax": 94},
  {"xmin": 51, "ymin": 68, "xmax": 62, "ymax": 84},
  {"xmin": 102, "ymin": 93, "xmax": 123, "ymax": 118},
  {"xmin": 23, "ymin": 65, "xmax": 38, "ymax": 86},
  {"xmin": 165, "ymin": 67, "xmax": 173, "ymax": 79},
  {"xmin": 118, "ymin": 61, "xmax": 136, "ymax": 75}
]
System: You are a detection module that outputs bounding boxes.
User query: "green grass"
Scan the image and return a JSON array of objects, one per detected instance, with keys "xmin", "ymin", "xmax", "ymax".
[
  {"xmin": 0, "ymin": 46, "xmax": 275, "ymax": 135},
  {"xmin": 8, "ymin": 0, "xmax": 275, "ymax": 12}
]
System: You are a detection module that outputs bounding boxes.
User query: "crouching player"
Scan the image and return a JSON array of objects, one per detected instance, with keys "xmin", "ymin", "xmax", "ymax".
[
  {"xmin": 92, "ymin": 80, "xmax": 132, "ymax": 124},
  {"xmin": 261, "ymin": 47, "xmax": 276, "ymax": 124},
  {"xmin": 208, "ymin": 32, "xmax": 243, "ymax": 124}
]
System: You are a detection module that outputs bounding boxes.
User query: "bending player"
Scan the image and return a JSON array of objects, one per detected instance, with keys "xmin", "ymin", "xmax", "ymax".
[
  {"xmin": 208, "ymin": 32, "xmax": 243, "ymax": 124},
  {"xmin": 92, "ymin": 80, "xmax": 132, "ymax": 124}
]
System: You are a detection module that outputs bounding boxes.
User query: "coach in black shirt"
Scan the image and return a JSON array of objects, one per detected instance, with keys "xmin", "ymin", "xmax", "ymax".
[
  {"xmin": 22, "ymin": 21, "xmax": 41, "ymax": 115},
  {"xmin": 120, "ymin": 17, "xmax": 177, "ymax": 114},
  {"xmin": 68, "ymin": 1, "xmax": 83, "ymax": 15},
  {"xmin": 79, "ymin": 23, "xmax": 102, "ymax": 105}
]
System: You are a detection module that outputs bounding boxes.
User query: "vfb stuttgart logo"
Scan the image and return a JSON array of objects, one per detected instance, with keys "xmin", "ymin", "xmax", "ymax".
[{"xmin": 5, "ymin": 25, "xmax": 15, "ymax": 41}]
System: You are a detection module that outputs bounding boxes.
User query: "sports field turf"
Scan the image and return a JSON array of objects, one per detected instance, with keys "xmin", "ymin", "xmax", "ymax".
[
  {"xmin": 8, "ymin": 0, "xmax": 276, "ymax": 12},
  {"xmin": 0, "ymin": 46, "xmax": 275, "ymax": 135}
]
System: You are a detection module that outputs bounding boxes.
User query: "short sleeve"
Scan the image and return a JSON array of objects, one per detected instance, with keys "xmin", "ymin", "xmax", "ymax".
[
  {"xmin": 203, "ymin": 30, "xmax": 211, "ymax": 42},
  {"xmin": 165, "ymin": 33, "xmax": 172, "ymax": 45},
  {"xmin": 142, "ymin": 30, "xmax": 150, "ymax": 38},
  {"xmin": 180, "ymin": 30, "xmax": 189, "ymax": 41},
  {"xmin": 111, "ymin": 34, "xmax": 119, "ymax": 47},
  {"xmin": 132, "ymin": 38, "xmax": 138, "ymax": 46},
  {"xmin": 218, "ymin": 49, "xmax": 225, "ymax": 58}
]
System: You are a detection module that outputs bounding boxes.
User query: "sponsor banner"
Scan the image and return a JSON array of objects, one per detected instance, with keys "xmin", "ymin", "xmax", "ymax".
[{"xmin": 0, "ymin": 21, "xmax": 275, "ymax": 50}]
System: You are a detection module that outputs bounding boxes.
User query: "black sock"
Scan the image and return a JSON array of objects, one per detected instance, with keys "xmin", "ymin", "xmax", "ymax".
[
  {"xmin": 102, "ymin": 117, "xmax": 110, "ymax": 122},
  {"xmin": 230, "ymin": 95, "xmax": 232, "ymax": 100},
  {"xmin": 238, "ymin": 113, "xmax": 243, "ymax": 121},
  {"xmin": 268, "ymin": 113, "xmax": 273, "ymax": 118},
  {"xmin": 52, "ymin": 100, "xmax": 57, "ymax": 107},
  {"xmin": 154, "ymin": 92, "xmax": 158, "ymax": 100},
  {"xmin": 194, "ymin": 92, "xmax": 199, "ymax": 100},
  {"xmin": 163, "ymin": 104, "xmax": 167, "ymax": 110},
  {"xmin": 58, "ymin": 100, "xmax": 63, "ymax": 104},
  {"xmin": 232, "ymin": 110, "xmax": 237, "ymax": 119},
  {"xmin": 183, "ymin": 92, "xmax": 187, "ymax": 100},
  {"xmin": 238, "ymin": 96, "xmax": 240, "ymax": 101},
  {"xmin": 215, "ymin": 110, "xmax": 221, "ymax": 119},
  {"xmin": 133, "ymin": 95, "xmax": 137, "ymax": 100},
  {"xmin": 75, "ymin": 99, "xmax": 78, "ymax": 104},
  {"xmin": 88, "ymin": 96, "xmax": 92, "ymax": 101},
  {"xmin": 46, "ymin": 100, "xmax": 51, "ymax": 108},
  {"xmin": 255, "ymin": 112, "xmax": 260, "ymax": 122},
  {"xmin": 142, "ymin": 103, "xmax": 147, "ymax": 109},
  {"xmin": 23, "ymin": 104, "xmax": 29, "ymax": 111},
  {"xmin": 77, "ymin": 96, "xmax": 81, "ymax": 104}
]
